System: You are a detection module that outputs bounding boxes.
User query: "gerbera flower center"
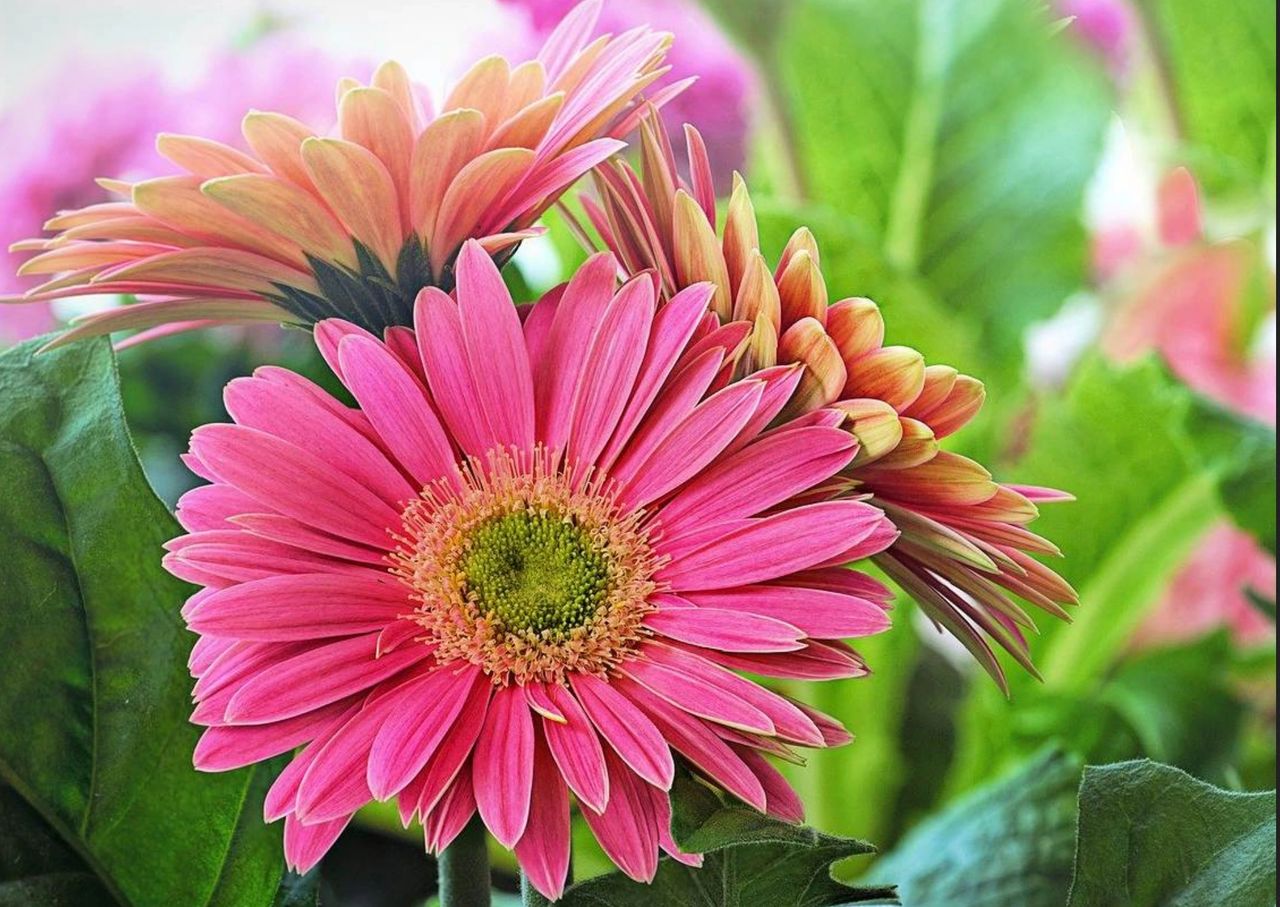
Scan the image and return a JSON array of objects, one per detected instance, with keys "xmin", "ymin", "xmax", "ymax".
[
  {"xmin": 392, "ymin": 450, "xmax": 661, "ymax": 685},
  {"xmin": 461, "ymin": 510, "xmax": 611, "ymax": 634}
]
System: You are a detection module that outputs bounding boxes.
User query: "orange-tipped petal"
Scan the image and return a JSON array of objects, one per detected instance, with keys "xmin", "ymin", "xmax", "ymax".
[
  {"xmin": 444, "ymin": 54, "xmax": 511, "ymax": 121},
  {"xmin": 202, "ymin": 174, "xmax": 356, "ymax": 268},
  {"xmin": 732, "ymin": 250, "xmax": 782, "ymax": 330},
  {"xmin": 864, "ymin": 417, "xmax": 938, "ymax": 470},
  {"xmin": 826, "ymin": 297, "xmax": 885, "ymax": 363},
  {"xmin": 673, "ymin": 190, "xmax": 731, "ymax": 320},
  {"xmin": 862, "ymin": 451, "xmax": 998, "ymax": 507},
  {"xmin": 776, "ymin": 249, "xmax": 828, "ymax": 328},
  {"xmin": 157, "ymin": 134, "xmax": 266, "ymax": 178},
  {"xmin": 96, "ymin": 247, "xmax": 318, "ymax": 296},
  {"xmin": 742, "ymin": 311, "xmax": 779, "ymax": 373},
  {"xmin": 775, "ymin": 227, "xmax": 820, "ymax": 280},
  {"xmin": 56, "ymin": 216, "xmax": 202, "ymax": 248},
  {"xmin": 844, "ymin": 345, "xmax": 926, "ymax": 411},
  {"xmin": 241, "ymin": 111, "xmax": 317, "ymax": 189},
  {"xmin": 429, "ymin": 147, "xmax": 535, "ymax": 273},
  {"xmin": 489, "ymin": 92, "xmax": 564, "ymax": 150},
  {"xmin": 410, "ymin": 109, "xmax": 488, "ymax": 238},
  {"xmin": 301, "ymin": 137, "xmax": 403, "ymax": 270},
  {"xmin": 722, "ymin": 173, "xmax": 758, "ymax": 295},
  {"xmin": 501, "ymin": 60, "xmax": 548, "ymax": 122},
  {"xmin": 904, "ymin": 365, "xmax": 959, "ymax": 418},
  {"xmin": 833, "ymin": 398, "xmax": 906, "ymax": 466},
  {"xmin": 339, "ymin": 87, "xmax": 415, "ymax": 231},
  {"xmin": 927, "ymin": 376, "xmax": 986, "ymax": 439},
  {"xmin": 372, "ymin": 60, "xmax": 424, "ymax": 131},
  {"xmin": 17, "ymin": 241, "xmax": 171, "ymax": 276},
  {"xmin": 41, "ymin": 297, "xmax": 292, "ymax": 349},
  {"xmin": 777, "ymin": 317, "xmax": 846, "ymax": 417}
]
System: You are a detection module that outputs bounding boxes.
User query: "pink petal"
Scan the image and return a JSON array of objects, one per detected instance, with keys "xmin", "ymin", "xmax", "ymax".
[
  {"xmin": 455, "ymin": 241, "xmax": 536, "ymax": 452},
  {"xmin": 737, "ymin": 748, "xmax": 804, "ymax": 823},
  {"xmin": 176, "ymin": 483, "xmax": 259, "ymax": 531},
  {"xmin": 541, "ymin": 683, "xmax": 609, "ymax": 813},
  {"xmin": 570, "ymin": 672, "xmax": 674, "ymax": 789},
  {"xmin": 596, "ymin": 282, "xmax": 716, "ymax": 471},
  {"xmin": 224, "ymin": 371, "xmax": 415, "ymax": 508},
  {"xmin": 622, "ymin": 655, "xmax": 774, "ymax": 734},
  {"xmin": 513, "ymin": 732, "xmax": 572, "ymax": 901},
  {"xmin": 618, "ymin": 380, "xmax": 765, "ymax": 509},
  {"xmin": 532, "ymin": 252, "xmax": 617, "ymax": 451},
  {"xmin": 415, "ymin": 287, "xmax": 491, "ymax": 457},
  {"xmin": 294, "ymin": 679, "xmax": 419, "ymax": 823},
  {"xmin": 338, "ymin": 334, "xmax": 460, "ymax": 490},
  {"xmin": 472, "ymin": 685, "xmax": 535, "ymax": 847},
  {"xmin": 187, "ymin": 573, "xmax": 408, "ymax": 641},
  {"xmin": 412, "ymin": 677, "xmax": 493, "ymax": 818},
  {"xmin": 190, "ymin": 424, "xmax": 400, "ymax": 548},
  {"xmin": 283, "ymin": 813, "xmax": 351, "ymax": 873},
  {"xmin": 228, "ymin": 514, "xmax": 385, "ymax": 564},
  {"xmin": 786, "ymin": 567, "xmax": 895, "ymax": 605},
  {"xmin": 684, "ymin": 584, "xmax": 892, "ymax": 639},
  {"xmin": 617, "ymin": 677, "xmax": 766, "ymax": 810},
  {"xmin": 226, "ymin": 633, "xmax": 430, "ymax": 725},
  {"xmin": 644, "ymin": 607, "xmax": 805, "ymax": 652},
  {"xmin": 708, "ymin": 641, "xmax": 869, "ymax": 681},
  {"xmin": 603, "ymin": 349, "xmax": 721, "ymax": 487},
  {"xmin": 659, "ymin": 502, "xmax": 889, "ymax": 591},
  {"xmin": 194, "ymin": 699, "xmax": 354, "ymax": 771},
  {"xmin": 367, "ymin": 664, "xmax": 484, "ymax": 799},
  {"xmin": 657, "ymin": 426, "xmax": 858, "ymax": 534},
  {"xmin": 580, "ymin": 748, "xmax": 661, "ymax": 883},
  {"xmin": 566, "ymin": 276, "xmax": 656, "ymax": 469},
  {"xmin": 423, "ymin": 763, "xmax": 477, "ymax": 854}
]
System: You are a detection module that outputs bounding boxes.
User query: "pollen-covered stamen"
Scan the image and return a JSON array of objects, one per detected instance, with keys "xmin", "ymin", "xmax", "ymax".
[{"xmin": 391, "ymin": 449, "xmax": 662, "ymax": 686}]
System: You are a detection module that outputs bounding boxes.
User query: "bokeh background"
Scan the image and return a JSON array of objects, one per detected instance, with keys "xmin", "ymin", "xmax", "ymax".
[{"xmin": 1, "ymin": 0, "xmax": 1274, "ymax": 903}]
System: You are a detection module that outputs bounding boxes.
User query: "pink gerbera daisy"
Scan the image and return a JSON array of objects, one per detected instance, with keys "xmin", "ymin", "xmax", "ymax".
[
  {"xmin": 8, "ymin": 0, "xmax": 681, "ymax": 347},
  {"xmin": 172, "ymin": 241, "xmax": 897, "ymax": 898}
]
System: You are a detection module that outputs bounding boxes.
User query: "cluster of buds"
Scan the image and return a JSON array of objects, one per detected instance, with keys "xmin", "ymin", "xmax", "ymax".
[{"xmin": 573, "ymin": 114, "xmax": 1077, "ymax": 687}]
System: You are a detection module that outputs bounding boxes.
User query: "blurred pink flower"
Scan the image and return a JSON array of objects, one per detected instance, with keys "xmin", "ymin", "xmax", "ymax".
[
  {"xmin": 1057, "ymin": 0, "xmax": 1136, "ymax": 81},
  {"xmin": 495, "ymin": 0, "xmax": 756, "ymax": 186},
  {"xmin": 1, "ymin": 34, "xmax": 359, "ymax": 345},
  {"xmin": 1102, "ymin": 167, "xmax": 1277, "ymax": 648},
  {"xmin": 1132, "ymin": 525, "xmax": 1275, "ymax": 649}
]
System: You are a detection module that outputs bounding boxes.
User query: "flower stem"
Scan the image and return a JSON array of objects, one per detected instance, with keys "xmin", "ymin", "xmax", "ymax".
[
  {"xmin": 521, "ymin": 871, "xmax": 551, "ymax": 906},
  {"xmin": 438, "ymin": 817, "xmax": 491, "ymax": 907}
]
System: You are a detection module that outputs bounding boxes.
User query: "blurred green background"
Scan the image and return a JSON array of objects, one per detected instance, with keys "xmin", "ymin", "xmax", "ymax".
[{"xmin": 0, "ymin": 0, "xmax": 1273, "ymax": 904}]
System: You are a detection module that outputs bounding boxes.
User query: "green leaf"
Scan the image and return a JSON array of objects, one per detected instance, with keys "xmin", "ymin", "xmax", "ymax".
[
  {"xmin": 1011, "ymin": 358, "xmax": 1220, "ymax": 690},
  {"xmin": 946, "ymin": 358, "xmax": 1223, "ymax": 792},
  {"xmin": 773, "ymin": 0, "xmax": 1110, "ymax": 362},
  {"xmin": 555, "ymin": 773, "xmax": 896, "ymax": 906},
  {"xmin": 866, "ymin": 749, "xmax": 1082, "ymax": 907},
  {"xmin": 0, "ymin": 336, "xmax": 284, "ymax": 907},
  {"xmin": 1001, "ymin": 634, "xmax": 1248, "ymax": 784},
  {"xmin": 0, "ymin": 784, "xmax": 111, "ymax": 906},
  {"xmin": 1186, "ymin": 395, "xmax": 1277, "ymax": 554},
  {"xmin": 1140, "ymin": 0, "xmax": 1277, "ymax": 195},
  {"xmin": 1067, "ymin": 760, "xmax": 1277, "ymax": 906}
]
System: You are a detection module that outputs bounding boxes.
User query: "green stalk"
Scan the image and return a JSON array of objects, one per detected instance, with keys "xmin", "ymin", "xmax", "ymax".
[{"xmin": 438, "ymin": 817, "xmax": 491, "ymax": 907}]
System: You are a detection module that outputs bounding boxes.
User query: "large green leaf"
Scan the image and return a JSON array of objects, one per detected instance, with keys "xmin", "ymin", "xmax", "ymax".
[
  {"xmin": 1067, "ymin": 761, "xmax": 1277, "ymax": 906},
  {"xmin": 0, "ymin": 336, "xmax": 284, "ymax": 906},
  {"xmin": 1140, "ymin": 0, "xmax": 1277, "ymax": 195},
  {"xmin": 553, "ymin": 773, "xmax": 896, "ymax": 906},
  {"xmin": 866, "ymin": 749, "xmax": 1081, "ymax": 907},
  {"xmin": 773, "ymin": 0, "xmax": 1110, "ymax": 361}
]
